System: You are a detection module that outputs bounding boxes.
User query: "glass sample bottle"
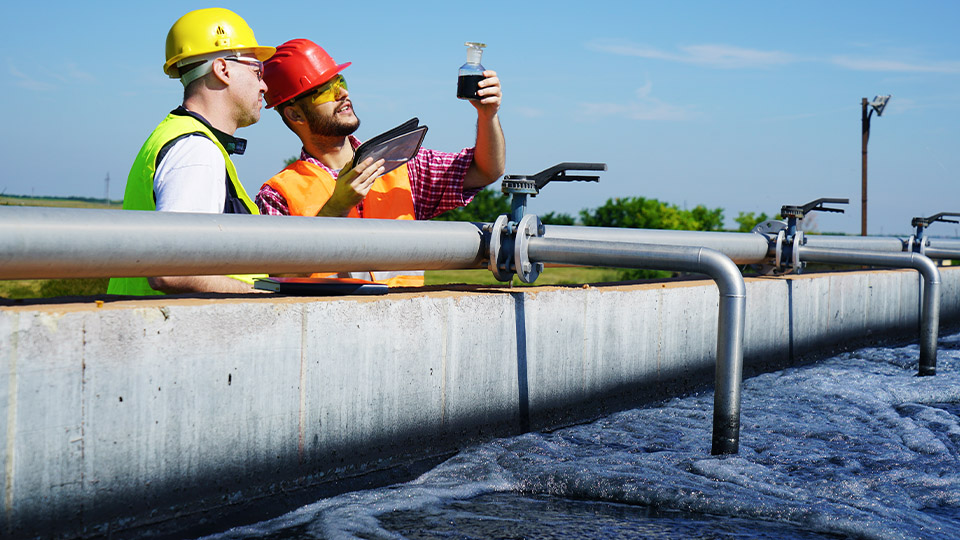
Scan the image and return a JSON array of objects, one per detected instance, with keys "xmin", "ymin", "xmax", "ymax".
[{"xmin": 457, "ymin": 42, "xmax": 486, "ymax": 100}]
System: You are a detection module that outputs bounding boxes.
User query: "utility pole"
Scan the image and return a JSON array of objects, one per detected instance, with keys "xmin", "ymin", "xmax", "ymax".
[
  {"xmin": 104, "ymin": 173, "xmax": 110, "ymax": 205},
  {"xmin": 861, "ymin": 98, "xmax": 869, "ymax": 237},
  {"xmin": 860, "ymin": 95, "xmax": 890, "ymax": 237}
]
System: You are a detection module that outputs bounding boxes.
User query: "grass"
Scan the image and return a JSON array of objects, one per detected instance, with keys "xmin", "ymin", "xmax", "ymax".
[
  {"xmin": 0, "ymin": 195, "xmax": 119, "ymax": 210},
  {"xmin": 425, "ymin": 266, "xmax": 625, "ymax": 287},
  {"xmin": 0, "ymin": 279, "xmax": 110, "ymax": 299},
  {"xmin": 0, "ymin": 269, "xmax": 625, "ymax": 300}
]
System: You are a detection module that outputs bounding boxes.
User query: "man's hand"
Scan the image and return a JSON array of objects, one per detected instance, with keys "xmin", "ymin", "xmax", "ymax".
[
  {"xmin": 317, "ymin": 157, "xmax": 386, "ymax": 217},
  {"xmin": 471, "ymin": 70, "xmax": 501, "ymax": 119}
]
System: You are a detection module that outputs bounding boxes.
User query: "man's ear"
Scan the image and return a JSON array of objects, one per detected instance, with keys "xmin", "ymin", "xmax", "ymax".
[
  {"xmin": 210, "ymin": 58, "xmax": 230, "ymax": 85},
  {"xmin": 283, "ymin": 105, "xmax": 304, "ymax": 125}
]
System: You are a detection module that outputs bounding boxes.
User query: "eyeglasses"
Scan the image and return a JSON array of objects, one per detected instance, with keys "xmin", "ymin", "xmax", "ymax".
[
  {"xmin": 226, "ymin": 57, "xmax": 263, "ymax": 81},
  {"xmin": 308, "ymin": 75, "xmax": 348, "ymax": 105}
]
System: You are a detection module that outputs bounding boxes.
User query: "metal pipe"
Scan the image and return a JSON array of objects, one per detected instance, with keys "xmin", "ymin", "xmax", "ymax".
[
  {"xmin": 527, "ymin": 236, "xmax": 746, "ymax": 455},
  {"xmin": 929, "ymin": 239, "xmax": 960, "ymax": 251},
  {"xmin": 0, "ymin": 206, "xmax": 486, "ymax": 279},
  {"xmin": 798, "ymin": 247, "xmax": 940, "ymax": 376},
  {"xmin": 803, "ymin": 235, "xmax": 905, "ymax": 253},
  {"xmin": 924, "ymin": 247, "xmax": 960, "ymax": 261},
  {"xmin": 544, "ymin": 225, "xmax": 770, "ymax": 265}
]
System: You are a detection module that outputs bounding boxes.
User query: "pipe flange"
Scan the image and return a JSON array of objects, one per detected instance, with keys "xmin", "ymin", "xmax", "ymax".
[
  {"xmin": 749, "ymin": 220, "xmax": 786, "ymax": 276},
  {"xmin": 487, "ymin": 215, "xmax": 513, "ymax": 282},
  {"xmin": 775, "ymin": 230, "xmax": 785, "ymax": 270},
  {"xmin": 514, "ymin": 214, "xmax": 544, "ymax": 283},
  {"xmin": 792, "ymin": 231, "xmax": 804, "ymax": 272}
]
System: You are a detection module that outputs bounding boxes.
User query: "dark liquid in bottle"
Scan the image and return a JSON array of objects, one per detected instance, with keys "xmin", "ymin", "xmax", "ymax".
[{"xmin": 457, "ymin": 74, "xmax": 484, "ymax": 100}]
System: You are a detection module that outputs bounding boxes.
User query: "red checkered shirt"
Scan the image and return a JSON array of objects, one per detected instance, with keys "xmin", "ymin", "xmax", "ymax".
[{"xmin": 256, "ymin": 136, "xmax": 478, "ymax": 220}]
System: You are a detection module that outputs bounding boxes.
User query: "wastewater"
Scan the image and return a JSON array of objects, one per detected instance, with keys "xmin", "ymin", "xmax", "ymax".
[{"xmin": 202, "ymin": 331, "xmax": 960, "ymax": 540}]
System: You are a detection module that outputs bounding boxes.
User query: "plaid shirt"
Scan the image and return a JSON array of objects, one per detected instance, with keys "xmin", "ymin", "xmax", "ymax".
[{"xmin": 256, "ymin": 136, "xmax": 479, "ymax": 220}]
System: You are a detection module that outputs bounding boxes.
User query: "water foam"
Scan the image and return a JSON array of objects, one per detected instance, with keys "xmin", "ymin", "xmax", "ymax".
[{"xmin": 205, "ymin": 334, "xmax": 960, "ymax": 540}]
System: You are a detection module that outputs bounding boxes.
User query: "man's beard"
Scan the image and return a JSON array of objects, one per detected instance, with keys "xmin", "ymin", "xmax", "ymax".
[{"xmin": 304, "ymin": 104, "xmax": 360, "ymax": 137}]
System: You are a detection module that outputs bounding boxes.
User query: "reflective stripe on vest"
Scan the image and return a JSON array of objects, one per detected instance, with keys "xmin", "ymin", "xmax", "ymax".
[
  {"xmin": 264, "ymin": 160, "xmax": 425, "ymax": 286},
  {"xmin": 107, "ymin": 114, "xmax": 263, "ymax": 296}
]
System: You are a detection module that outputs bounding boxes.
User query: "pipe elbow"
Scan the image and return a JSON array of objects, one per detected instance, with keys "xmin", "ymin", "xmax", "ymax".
[
  {"xmin": 910, "ymin": 253, "xmax": 941, "ymax": 286},
  {"xmin": 697, "ymin": 247, "xmax": 746, "ymax": 298}
]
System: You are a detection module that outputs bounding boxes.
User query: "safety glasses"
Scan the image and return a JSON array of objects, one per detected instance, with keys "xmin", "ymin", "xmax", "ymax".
[
  {"xmin": 226, "ymin": 57, "xmax": 264, "ymax": 81},
  {"xmin": 308, "ymin": 75, "xmax": 348, "ymax": 105}
]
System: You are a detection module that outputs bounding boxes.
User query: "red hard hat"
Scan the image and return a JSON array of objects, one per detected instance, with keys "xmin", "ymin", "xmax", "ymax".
[{"xmin": 263, "ymin": 39, "xmax": 351, "ymax": 108}]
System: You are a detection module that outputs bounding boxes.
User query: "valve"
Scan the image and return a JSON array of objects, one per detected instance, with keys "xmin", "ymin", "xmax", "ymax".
[
  {"xmin": 489, "ymin": 162, "xmax": 607, "ymax": 283},
  {"xmin": 752, "ymin": 198, "xmax": 848, "ymax": 275},
  {"xmin": 908, "ymin": 212, "xmax": 960, "ymax": 254},
  {"xmin": 501, "ymin": 162, "xmax": 607, "ymax": 223}
]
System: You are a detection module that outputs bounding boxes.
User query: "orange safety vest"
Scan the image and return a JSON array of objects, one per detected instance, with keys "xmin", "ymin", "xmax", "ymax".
[{"xmin": 264, "ymin": 160, "xmax": 425, "ymax": 287}]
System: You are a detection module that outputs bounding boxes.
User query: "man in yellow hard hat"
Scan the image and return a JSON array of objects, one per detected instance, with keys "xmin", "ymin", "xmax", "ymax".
[
  {"xmin": 255, "ymin": 39, "xmax": 505, "ymax": 286},
  {"xmin": 108, "ymin": 8, "xmax": 274, "ymax": 296}
]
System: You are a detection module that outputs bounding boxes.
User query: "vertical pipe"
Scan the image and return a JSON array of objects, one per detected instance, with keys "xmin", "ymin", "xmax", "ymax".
[
  {"xmin": 798, "ymin": 247, "xmax": 940, "ymax": 376},
  {"xmin": 916, "ymin": 255, "xmax": 941, "ymax": 376},
  {"xmin": 526, "ymin": 237, "xmax": 746, "ymax": 455},
  {"xmin": 701, "ymin": 249, "xmax": 747, "ymax": 455},
  {"xmin": 510, "ymin": 193, "xmax": 528, "ymax": 224}
]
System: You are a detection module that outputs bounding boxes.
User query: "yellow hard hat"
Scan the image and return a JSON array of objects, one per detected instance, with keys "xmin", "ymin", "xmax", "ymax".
[{"xmin": 163, "ymin": 8, "xmax": 275, "ymax": 78}]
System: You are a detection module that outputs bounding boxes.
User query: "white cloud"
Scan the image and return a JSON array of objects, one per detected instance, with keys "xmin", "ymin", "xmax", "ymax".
[
  {"xmin": 579, "ymin": 81, "xmax": 695, "ymax": 121},
  {"xmin": 586, "ymin": 39, "xmax": 796, "ymax": 69},
  {"xmin": 514, "ymin": 106, "xmax": 544, "ymax": 118},
  {"xmin": 8, "ymin": 61, "xmax": 96, "ymax": 91},
  {"xmin": 8, "ymin": 63, "xmax": 56, "ymax": 91},
  {"xmin": 65, "ymin": 62, "xmax": 97, "ymax": 83},
  {"xmin": 831, "ymin": 56, "xmax": 960, "ymax": 74},
  {"xmin": 587, "ymin": 39, "xmax": 960, "ymax": 75}
]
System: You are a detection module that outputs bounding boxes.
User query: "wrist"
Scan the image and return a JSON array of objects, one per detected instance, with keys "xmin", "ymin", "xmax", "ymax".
[{"xmin": 317, "ymin": 202, "xmax": 350, "ymax": 217}]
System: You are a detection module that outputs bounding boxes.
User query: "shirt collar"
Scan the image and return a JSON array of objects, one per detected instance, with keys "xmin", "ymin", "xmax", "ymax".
[
  {"xmin": 171, "ymin": 106, "xmax": 247, "ymax": 155},
  {"xmin": 299, "ymin": 136, "xmax": 362, "ymax": 176}
]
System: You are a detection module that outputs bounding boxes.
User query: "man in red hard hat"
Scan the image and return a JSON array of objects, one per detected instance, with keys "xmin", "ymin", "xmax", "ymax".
[{"xmin": 257, "ymin": 39, "xmax": 505, "ymax": 287}]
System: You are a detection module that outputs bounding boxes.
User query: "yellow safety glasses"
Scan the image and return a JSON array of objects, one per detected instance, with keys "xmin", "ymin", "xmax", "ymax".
[{"xmin": 309, "ymin": 75, "xmax": 348, "ymax": 105}]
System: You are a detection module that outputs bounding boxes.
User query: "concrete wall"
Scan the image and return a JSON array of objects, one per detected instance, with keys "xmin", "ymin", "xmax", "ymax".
[{"xmin": 2, "ymin": 267, "xmax": 959, "ymax": 538}]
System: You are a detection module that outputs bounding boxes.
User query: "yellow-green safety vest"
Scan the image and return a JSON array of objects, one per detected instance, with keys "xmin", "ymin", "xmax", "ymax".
[{"xmin": 107, "ymin": 112, "xmax": 264, "ymax": 296}]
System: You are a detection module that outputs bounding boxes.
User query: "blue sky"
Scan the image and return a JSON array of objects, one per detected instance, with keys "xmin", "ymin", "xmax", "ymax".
[{"xmin": 2, "ymin": 1, "xmax": 958, "ymax": 235}]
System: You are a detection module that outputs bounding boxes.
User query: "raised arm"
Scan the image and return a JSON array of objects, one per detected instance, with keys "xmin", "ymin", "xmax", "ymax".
[{"xmin": 463, "ymin": 70, "xmax": 505, "ymax": 190}]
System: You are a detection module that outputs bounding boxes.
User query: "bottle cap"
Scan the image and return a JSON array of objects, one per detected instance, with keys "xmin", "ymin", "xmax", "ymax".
[{"xmin": 465, "ymin": 42, "xmax": 485, "ymax": 64}]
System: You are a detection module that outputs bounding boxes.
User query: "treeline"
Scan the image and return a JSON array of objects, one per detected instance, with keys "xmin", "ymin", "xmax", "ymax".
[
  {"xmin": 0, "ymin": 193, "xmax": 119, "ymax": 204},
  {"xmin": 434, "ymin": 187, "xmax": 778, "ymax": 233},
  {"xmin": 433, "ymin": 188, "xmax": 780, "ymax": 281}
]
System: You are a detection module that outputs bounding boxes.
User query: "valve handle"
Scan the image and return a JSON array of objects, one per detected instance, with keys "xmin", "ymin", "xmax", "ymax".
[
  {"xmin": 912, "ymin": 212, "xmax": 960, "ymax": 228},
  {"xmin": 530, "ymin": 162, "xmax": 607, "ymax": 190},
  {"xmin": 780, "ymin": 198, "xmax": 849, "ymax": 219}
]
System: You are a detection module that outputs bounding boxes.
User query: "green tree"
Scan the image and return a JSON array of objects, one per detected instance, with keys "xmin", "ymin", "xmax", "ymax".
[
  {"xmin": 432, "ymin": 189, "xmax": 576, "ymax": 224},
  {"xmin": 579, "ymin": 197, "xmax": 726, "ymax": 280},
  {"xmin": 580, "ymin": 197, "xmax": 724, "ymax": 231},
  {"xmin": 734, "ymin": 211, "xmax": 780, "ymax": 232},
  {"xmin": 539, "ymin": 211, "xmax": 576, "ymax": 225},
  {"xmin": 432, "ymin": 187, "xmax": 511, "ymax": 222}
]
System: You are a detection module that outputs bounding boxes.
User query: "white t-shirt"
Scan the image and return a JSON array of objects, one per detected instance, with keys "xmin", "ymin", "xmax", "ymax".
[{"xmin": 154, "ymin": 135, "xmax": 226, "ymax": 213}]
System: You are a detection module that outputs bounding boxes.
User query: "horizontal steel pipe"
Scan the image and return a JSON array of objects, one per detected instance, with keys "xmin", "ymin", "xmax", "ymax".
[
  {"xmin": 923, "ymin": 247, "xmax": 960, "ymax": 260},
  {"xmin": 928, "ymin": 239, "xmax": 960, "ymax": 252},
  {"xmin": 543, "ymin": 225, "xmax": 770, "ymax": 265},
  {"xmin": 799, "ymin": 247, "xmax": 941, "ymax": 376},
  {"xmin": 527, "ymin": 236, "xmax": 746, "ymax": 455},
  {"xmin": 0, "ymin": 206, "xmax": 487, "ymax": 279},
  {"xmin": 803, "ymin": 235, "xmax": 906, "ymax": 253}
]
